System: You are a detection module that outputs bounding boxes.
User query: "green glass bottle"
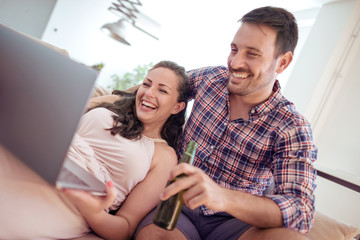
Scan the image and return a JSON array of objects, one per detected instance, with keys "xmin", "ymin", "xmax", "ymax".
[{"xmin": 152, "ymin": 141, "xmax": 198, "ymax": 231}]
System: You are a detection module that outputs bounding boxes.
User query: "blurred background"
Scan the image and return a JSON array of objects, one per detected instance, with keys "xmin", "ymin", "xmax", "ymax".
[
  {"xmin": 1, "ymin": 0, "xmax": 359, "ymax": 230},
  {"xmin": 0, "ymin": 0, "xmax": 323, "ymax": 89}
]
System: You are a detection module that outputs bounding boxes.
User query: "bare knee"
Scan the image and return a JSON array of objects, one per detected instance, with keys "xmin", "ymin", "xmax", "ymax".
[
  {"xmin": 135, "ymin": 224, "xmax": 187, "ymax": 240},
  {"xmin": 239, "ymin": 227, "xmax": 309, "ymax": 240}
]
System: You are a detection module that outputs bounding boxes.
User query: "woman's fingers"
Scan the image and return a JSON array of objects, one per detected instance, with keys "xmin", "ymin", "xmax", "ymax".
[
  {"xmin": 62, "ymin": 180, "xmax": 117, "ymax": 214},
  {"xmin": 103, "ymin": 180, "xmax": 117, "ymax": 207}
]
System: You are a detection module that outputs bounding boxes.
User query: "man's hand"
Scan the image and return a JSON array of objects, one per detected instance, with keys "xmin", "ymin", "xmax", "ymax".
[
  {"xmin": 160, "ymin": 163, "xmax": 228, "ymax": 212},
  {"xmin": 160, "ymin": 163, "xmax": 284, "ymax": 228}
]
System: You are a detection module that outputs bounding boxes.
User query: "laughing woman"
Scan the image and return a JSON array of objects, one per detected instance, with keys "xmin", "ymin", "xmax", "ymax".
[{"xmin": 0, "ymin": 60, "xmax": 189, "ymax": 240}]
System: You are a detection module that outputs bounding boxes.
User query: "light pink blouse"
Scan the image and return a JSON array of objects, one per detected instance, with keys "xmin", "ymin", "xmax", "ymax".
[{"xmin": 66, "ymin": 107, "xmax": 155, "ymax": 209}]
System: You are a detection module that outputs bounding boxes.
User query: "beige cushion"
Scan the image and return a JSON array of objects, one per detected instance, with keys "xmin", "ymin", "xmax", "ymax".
[{"xmin": 307, "ymin": 211, "xmax": 360, "ymax": 240}]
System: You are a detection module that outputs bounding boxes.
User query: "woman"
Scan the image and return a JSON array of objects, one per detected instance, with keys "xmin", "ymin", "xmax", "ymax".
[{"xmin": 0, "ymin": 60, "xmax": 189, "ymax": 240}]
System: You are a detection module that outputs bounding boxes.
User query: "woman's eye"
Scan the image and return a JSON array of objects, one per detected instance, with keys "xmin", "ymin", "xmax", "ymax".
[
  {"xmin": 160, "ymin": 89, "xmax": 168, "ymax": 94},
  {"xmin": 142, "ymin": 82, "xmax": 150, "ymax": 87}
]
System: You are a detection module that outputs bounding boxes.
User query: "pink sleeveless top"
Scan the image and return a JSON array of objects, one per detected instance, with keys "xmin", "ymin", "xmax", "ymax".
[{"xmin": 66, "ymin": 108, "xmax": 155, "ymax": 210}]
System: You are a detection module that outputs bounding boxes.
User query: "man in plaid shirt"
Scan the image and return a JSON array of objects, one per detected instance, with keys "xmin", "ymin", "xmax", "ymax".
[{"xmin": 135, "ymin": 6, "xmax": 317, "ymax": 240}]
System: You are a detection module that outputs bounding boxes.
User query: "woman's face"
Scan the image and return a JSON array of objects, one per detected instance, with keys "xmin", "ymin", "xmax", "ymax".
[{"xmin": 135, "ymin": 67, "xmax": 185, "ymax": 128}]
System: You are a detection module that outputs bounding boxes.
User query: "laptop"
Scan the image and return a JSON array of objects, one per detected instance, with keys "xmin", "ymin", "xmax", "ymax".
[{"xmin": 0, "ymin": 23, "xmax": 106, "ymax": 195}]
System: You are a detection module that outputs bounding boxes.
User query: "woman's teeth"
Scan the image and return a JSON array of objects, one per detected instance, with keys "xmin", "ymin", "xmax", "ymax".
[{"xmin": 142, "ymin": 100, "xmax": 156, "ymax": 109}]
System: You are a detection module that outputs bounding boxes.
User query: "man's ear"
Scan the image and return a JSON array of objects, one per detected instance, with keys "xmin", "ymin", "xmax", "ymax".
[
  {"xmin": 171, "ymin": 102, "xmax": 186, "ymax": 114},
  {"xmin": 276, "ymin": 51, "xmax": 293, "ymax": 74}
]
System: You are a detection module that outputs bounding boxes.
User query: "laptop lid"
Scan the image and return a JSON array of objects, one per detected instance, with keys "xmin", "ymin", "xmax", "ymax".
[{"xmin": 0, "ymin": 23, "xmax": 98, "ymax": 185}]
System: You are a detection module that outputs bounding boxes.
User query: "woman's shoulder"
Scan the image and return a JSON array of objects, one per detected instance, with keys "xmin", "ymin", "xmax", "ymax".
[
  {"xmin": 155, "ymin": 142, "xmax": 175, "ymax": 154},
  {"xmin": 151, "ymin": 143, "xmax": 177, "ymax": 167}
]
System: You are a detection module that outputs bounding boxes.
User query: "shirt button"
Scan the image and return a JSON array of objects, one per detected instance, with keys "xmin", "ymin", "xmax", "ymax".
[
  {"xmin": 224, "ymin": 123, "xmax": 227, "ymax": 126},
  {"xmin": 210, "ymin": 145, "xmax": 214, "ymax": 149},
  {"xmin": 250, "ymin": 109, "xmax": 256, "ymax": 114}
]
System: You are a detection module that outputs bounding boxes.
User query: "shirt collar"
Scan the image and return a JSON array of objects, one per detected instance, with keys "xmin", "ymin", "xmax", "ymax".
[{"xmin": 251, "ymin": 80, "xmax": 284, "ymax": 117}]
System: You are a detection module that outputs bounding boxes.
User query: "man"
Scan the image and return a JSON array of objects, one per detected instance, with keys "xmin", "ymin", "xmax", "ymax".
[{"xmin": 135, "ymin": 6, "xmax": 317, "ymax": 240}]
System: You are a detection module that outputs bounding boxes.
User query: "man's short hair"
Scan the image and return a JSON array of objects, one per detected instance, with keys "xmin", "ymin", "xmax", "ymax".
[{"xmin": 239, "ymin": 6, "xmax": 298, "ymax": 58}]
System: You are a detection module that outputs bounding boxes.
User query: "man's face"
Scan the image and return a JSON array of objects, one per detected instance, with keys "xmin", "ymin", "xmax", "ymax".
[{"xmin": 227, "ymin": 22, "xmax": 283, "ymax": 99}]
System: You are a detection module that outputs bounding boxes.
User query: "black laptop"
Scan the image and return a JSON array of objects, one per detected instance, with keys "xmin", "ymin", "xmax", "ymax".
[{"xmin": 0, "ymin": 22, "xmax": 106, "ymax": 195}]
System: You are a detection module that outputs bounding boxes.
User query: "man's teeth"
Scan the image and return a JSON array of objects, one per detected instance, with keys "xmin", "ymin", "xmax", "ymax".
[
  {"xmin": 233, "ymin": 72, "xmax": 250, "ymax": 79},
  {"xmin": 142, "ymin": 101, "xmax": 156, "ymax": 109}
]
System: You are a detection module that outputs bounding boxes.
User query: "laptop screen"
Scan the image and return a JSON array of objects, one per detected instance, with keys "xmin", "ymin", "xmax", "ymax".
[{"xmin": 0, "ymin": 23, "xmax": 98, "ymax": 184}]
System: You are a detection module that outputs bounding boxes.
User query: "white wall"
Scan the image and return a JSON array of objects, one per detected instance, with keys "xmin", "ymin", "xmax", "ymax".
[
  {"xmin": 284, "ymin": 0, "xmax": 360, "ymax": 228},
  {"xmin": 284, "ymin": 0, "xmax": 358, "ymax": 114},
  {"xmin": 0, "ymin": 0, "xmax": 56, "ymax": 38}
]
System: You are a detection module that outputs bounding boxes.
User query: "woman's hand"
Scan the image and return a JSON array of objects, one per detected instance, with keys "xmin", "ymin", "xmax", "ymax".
[
  {"xmin": 62, "ymin": 181, "xmax": 117, "ymax": 218},
  {"xmin": 63, "ymin": 181, "xmax": 133, "ymax": 239}
]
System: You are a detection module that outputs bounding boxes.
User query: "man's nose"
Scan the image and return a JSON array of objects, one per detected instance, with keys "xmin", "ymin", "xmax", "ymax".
[{"xmin": 229, "ymin": 53, "xmax": 247, "ymax": 69}]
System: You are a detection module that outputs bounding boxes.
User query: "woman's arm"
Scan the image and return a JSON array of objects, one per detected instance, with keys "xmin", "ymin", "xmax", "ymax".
[
  {"xmin": 113, "ymin": 143, "xmax": 177, "ymax": 238},
  {"xmin": 63, "ymin": 143, "xmax": 177, "ymax": 240}
]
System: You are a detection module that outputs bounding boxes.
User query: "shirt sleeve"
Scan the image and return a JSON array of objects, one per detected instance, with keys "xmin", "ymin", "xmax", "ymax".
[
  {"xmin": 186, "ymin": 66, "xmax": 228, "ymax": 100},
  {"xmin": 186, "ymin": 68, "xmax": 204, "ymax": 100},
  {"xmin": 265, "ymin": 123, "xmax": 317, "ymax": 233}
]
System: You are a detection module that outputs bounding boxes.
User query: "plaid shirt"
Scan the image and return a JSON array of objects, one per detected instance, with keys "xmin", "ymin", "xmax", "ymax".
[{"xmin": 178, "ymin": 66, "xmax": 317, "ymax": 233}]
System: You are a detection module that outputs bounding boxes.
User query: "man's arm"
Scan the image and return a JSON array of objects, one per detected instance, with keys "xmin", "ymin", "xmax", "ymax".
[
  {"xmin": 160, "ymin": 124, "xmax": 317, "ymax": 232},
  {"xmin": 124, "ymin": 84, "xmax": 140, "ymax": 93},
  {"xmin": 87, "ymin": 84, "xmax": 140, "ymax": 109},
  {"xmin": 87, "ymin": 95, "xmax": 120, "ymax": 109},
  {"xmin": 160, "ymin": 163, "xmax": 284, "ymax": 228},
  {"xmin": 264, "ymin": 125, "xmax": 317, "ymax": 233}
]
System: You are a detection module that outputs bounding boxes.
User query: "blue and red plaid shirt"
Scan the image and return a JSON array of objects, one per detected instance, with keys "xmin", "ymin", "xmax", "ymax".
[{"xmin": 178, "ymin": 66, "xmax": 317, "ymax": 233}]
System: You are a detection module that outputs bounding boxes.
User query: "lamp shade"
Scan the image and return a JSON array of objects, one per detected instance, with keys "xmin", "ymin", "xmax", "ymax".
[{"xmin": 101, "ymin": 19, "xmax": 131, "ymax": 46}]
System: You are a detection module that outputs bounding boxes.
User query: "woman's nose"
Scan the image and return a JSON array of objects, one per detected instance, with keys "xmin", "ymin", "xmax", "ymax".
[{"xmin": 144, "ymin": 86, "xmax": 156, "ymax": 98}]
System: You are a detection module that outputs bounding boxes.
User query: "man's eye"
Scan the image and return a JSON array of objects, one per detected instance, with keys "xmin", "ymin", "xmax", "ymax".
[{"xmin": 248, "ymin": 52, "xmax": 259, "ymax": 57}]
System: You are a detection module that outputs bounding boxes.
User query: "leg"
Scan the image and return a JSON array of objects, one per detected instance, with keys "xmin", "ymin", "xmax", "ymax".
[
  {"xmin": 136, "ymin": 206, "xmax": 252, "ymax": 240},
  {"xmin": 0, "ymin": 145, "xmax": 89, "ymax": 239},
  {"xmin": 134, "ymin": 207, "xmax": 201, "ymax": 240},
  {"xmin": 136, "ymin": 224, "xmax": 188, "ymax": 240},
  {"xmin": 239, "ymin": 226, "xmax": 310, "ymax": 240}
]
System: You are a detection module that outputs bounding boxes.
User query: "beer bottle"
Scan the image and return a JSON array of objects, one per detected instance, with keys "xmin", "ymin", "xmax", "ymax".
[{"xmin": 153, "ymin": 141, "xmax": 198, "ymax": 230}]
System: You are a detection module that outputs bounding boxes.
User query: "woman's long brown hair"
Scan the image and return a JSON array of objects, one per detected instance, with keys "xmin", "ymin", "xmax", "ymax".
[{"xmin": 92, "ymin": 60, "xmax": 189, "ymax": 149}]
